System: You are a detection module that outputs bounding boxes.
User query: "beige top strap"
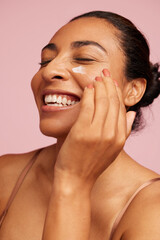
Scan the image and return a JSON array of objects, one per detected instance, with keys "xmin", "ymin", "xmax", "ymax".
[
  {"xmin": 0, "ymin": 148, "xmax": 42, "ymax": 228},
  {"xmin": 109, "ymin": 177, "xmax": 160, "ymax": 240}
]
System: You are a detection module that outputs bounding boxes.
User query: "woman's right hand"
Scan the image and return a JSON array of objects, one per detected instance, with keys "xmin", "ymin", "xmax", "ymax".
[{"xmin": 54, "ymin": 69, "xmax": 136, "ymax": 190}]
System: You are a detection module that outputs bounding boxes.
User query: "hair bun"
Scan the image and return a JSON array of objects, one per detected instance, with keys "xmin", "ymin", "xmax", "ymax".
[
  {"xmin": 150, "ymin": 62, "xmax": 160, "ymax": 100},
  {"xmin": 140, "ymin": 63, "xmax": 160, "ymax": 107},
  {"xmin": 151, "ymin": 63, "xmax": 160, "ymax": 83}
]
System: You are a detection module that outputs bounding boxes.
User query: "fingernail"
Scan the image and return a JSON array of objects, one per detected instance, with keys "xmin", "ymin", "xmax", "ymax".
[
  {"xmin": 95, "ymin": 76, "xmax": 103, "ymax": 82},
  {"xmin": 102, "ymin": 69, "xmax": 110, "ymax": 77},
  {"xmin": 113, "ymin": 79, "xmax": 119, "ymax": 87},
  {"xmin": 87, "ymin": 84, "xmax": 94, "ymax": 89}
]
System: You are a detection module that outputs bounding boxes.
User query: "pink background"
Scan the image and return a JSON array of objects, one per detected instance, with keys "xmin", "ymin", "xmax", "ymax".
[{"xmin": 1, "ymin": 0, "xmax": 160, "ymax": 173}]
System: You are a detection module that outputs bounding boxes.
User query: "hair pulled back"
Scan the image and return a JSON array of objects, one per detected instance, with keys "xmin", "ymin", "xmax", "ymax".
[{"xmin": 70, "ymin": 11, "xmax": 160, "ymax": 131}]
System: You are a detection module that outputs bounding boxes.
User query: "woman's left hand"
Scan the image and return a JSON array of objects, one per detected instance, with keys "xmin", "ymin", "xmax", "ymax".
[{"xmin": 54, "ymin": 69, "xmax": 136, "ymax": 190}]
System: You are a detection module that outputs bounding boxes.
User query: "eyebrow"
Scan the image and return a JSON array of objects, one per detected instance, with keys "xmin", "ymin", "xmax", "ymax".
[
  {"xmin": 71, "ymin": 40, "xmax": 107, "ymax": 53},
  {"xmin": 42, "ymin": 43, "xmax": 58, "ymax": 52},
  {"xmin": 41, "ymin": 40, "xmax": 107, "ymax": 53}
]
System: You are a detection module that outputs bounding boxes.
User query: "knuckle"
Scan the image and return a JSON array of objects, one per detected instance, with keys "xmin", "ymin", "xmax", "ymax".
[
  {"xmin": 103, "ymin": 132, "xmax": 116, "ymax": 145},
  {"xmin": 93, "ymin": 132, "xmax": 101, "ymax": 142},
  {"xmin": 87, "ymin": 131, "xmax": 101, "ymax": 145}
]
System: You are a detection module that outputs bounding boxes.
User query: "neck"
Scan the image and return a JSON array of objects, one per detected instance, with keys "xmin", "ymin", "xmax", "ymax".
[{"xmin": 55, "ymin": 135, "xmax": 67, "ymax": 156}]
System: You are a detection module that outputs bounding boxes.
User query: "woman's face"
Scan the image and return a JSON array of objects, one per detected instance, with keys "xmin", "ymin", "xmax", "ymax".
[{"xmin": 31, "ymin": 17, "xmax": 128, "ymax": 138}]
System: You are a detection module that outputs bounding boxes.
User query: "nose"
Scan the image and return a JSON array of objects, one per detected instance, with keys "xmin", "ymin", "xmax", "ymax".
[{"xmin": 41, "ymin": 59, "xmax": 70, "ymax": 83}]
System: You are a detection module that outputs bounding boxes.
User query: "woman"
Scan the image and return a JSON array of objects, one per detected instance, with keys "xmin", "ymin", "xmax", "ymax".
[{"xmin": 0, "ymin": 11, "xmax": 160, "ymax": 240}]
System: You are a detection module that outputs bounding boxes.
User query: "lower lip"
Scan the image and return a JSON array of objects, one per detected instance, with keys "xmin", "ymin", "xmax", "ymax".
[{"xmin": 41, "ymin": 103, "xmax": 80, "ymax": 112}]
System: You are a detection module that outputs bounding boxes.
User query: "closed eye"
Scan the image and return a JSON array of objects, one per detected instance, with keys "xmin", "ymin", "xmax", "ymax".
[
  {"xmin": 39, "ymin": 60, "xmax": 52, "ymax": 67},
  {"xmin": 39, "ymin": 58, "xmax": 95, "ymax": 67},
  {"xmin": 74, "ymin": 58, "xmax": 95, "ymax": 62}
]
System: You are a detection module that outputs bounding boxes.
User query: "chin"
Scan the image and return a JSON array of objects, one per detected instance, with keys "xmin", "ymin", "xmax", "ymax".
[
  {"xmin": 39, "ymin": 118, "xmax": 75, "ymax": 138},
  {"xmin": 38, "ymin": 103, "xmax": 81, "ymax": 138}
]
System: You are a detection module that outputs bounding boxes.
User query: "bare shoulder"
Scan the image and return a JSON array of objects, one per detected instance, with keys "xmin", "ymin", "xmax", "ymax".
[
  {"xmin": 0, "ymin": 150, "xmax": 39, "ymax": 210},
  {"xmin": 114, "ymin": 178, "xmax": 160, "ymax": 240},
  {"xmin": 0, "ymin": 150, "xmax": 38, "ymax": 177}
]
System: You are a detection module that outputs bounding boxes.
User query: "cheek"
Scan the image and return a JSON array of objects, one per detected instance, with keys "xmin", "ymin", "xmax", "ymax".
[
  {"xmin": 72, "ymin": 66, "xmax": 86, "ymax": 74},
  {"xmin": 71, "ymin": 64, "xmax": 108, "ymax": 88},
  {"xmin": 108, "ymin": 57, "xmax": 125, "ymax": 88}
]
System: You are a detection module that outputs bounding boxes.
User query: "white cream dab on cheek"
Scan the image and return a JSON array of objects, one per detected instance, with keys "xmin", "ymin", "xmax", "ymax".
[{"xmin": 72, "ymin": 66, "xmax": 86, "ymax": 74}]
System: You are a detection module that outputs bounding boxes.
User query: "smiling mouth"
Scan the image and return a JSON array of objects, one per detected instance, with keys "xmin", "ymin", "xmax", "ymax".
[{"xmin": 43, "ymin": 93, "xmax": 80, "ymax": 107}]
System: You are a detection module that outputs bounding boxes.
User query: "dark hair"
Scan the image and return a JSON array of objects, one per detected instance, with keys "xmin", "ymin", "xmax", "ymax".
[{"xmin": 70, "ymin": 11, "xmax": 160, "ymax": 131}]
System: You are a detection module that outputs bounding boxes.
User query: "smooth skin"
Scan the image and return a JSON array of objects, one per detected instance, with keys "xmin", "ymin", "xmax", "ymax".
[{"xmin": 0, "ymin": 17, "xmax": 160, "ymax": 240}]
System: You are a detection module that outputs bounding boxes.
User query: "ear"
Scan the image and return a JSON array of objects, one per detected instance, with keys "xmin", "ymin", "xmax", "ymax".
[{"xmin": 123, "ymin": 78, "xmax": 147, "ymax": 107}]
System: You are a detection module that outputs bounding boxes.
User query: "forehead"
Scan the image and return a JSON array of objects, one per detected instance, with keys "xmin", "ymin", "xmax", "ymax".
[{"xmin": 49, "ymin": 17, "xmax": 121, "ymax": 53}]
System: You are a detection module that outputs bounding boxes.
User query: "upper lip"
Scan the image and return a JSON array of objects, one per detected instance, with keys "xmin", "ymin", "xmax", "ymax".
[{"xmin": 41, "ymin": 88, "xmax": 81, "ymax": 101}]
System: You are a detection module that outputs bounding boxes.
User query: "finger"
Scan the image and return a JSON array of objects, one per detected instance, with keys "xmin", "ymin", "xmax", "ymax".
[
  {"xmin": 76, "ymin": 84, "xmax": 95, "ymax": 125},
  {"xmin": 92, "ymin": 77, "xmax": 109, "ymax": 126},
  {"xmin": 102, "ymin": 71, "xmax": 120, "ymax": 136}
]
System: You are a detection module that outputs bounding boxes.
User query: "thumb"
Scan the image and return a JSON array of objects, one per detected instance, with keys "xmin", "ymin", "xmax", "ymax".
[{"xmin": 126, "ymin": 111, "xmax": 136, "ymax": 137}]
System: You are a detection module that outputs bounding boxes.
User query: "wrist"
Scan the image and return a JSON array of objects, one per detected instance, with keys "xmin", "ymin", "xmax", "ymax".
[{"xmin": 53, "ymin": 169, "xmax": 93, "ymax": 197}]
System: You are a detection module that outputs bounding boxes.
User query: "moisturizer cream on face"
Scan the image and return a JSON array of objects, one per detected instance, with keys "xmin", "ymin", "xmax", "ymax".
[{"xmin": 72, "ymin": 66, "xmax": 86, "ymax": 74}]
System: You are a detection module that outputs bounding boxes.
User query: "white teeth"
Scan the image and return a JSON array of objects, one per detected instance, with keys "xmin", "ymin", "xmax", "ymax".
[
  {"xmin": 47, "ymin": 103, "xmax": 56, "ymax": 106},
  {"xmin": 57, "ymin": 96, "xmax": 62, "ymax": 103},
  {"xmin": 62, "ymin": 97, "xmax": 67, "ymax": 105},
  {"xmin": 47, "ymin": 103, "xmax": 64, "ymax": 106},
  {"xmin": 44, "ymin": 94, "xmax": 79, "ymax": 106},
  {"xmin": 67, "ymin": 99, "xmax": 71, "ymax": 105},
  {"xmin": 52, "ymin": 95, "xmax": 57, "ymax": 103},
  {"xmin": 45, "ymin": 95, "xmax": 52, "ymax": 103}
]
